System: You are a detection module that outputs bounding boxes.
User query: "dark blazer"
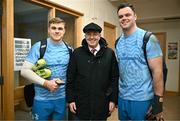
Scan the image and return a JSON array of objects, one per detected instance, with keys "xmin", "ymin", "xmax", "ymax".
[{"xmin": 66, "ymin": 37, "xmax": 119, "ymax": 120}]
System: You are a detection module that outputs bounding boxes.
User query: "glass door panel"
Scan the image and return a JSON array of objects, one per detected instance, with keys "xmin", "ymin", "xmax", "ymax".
[
  {"xmin": 14, "ymin": 0, "xmax": 48, "ymax": 119},
  {"xmin": 56, "ymin": 11, "xmax": 76, "ymax": 47}
]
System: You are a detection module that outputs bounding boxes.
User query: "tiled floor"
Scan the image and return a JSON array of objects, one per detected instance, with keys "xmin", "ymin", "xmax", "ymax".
[
  {"xmin": 163, "ymin": 94, "xmax": 180, "ymax": 120},
  {"xmin": 16, "ymin": 95, "xmax": 180, "ymax": 120},
  {"xmin": 107, "ymin": 95, "xmax": 180, "ymax": 120},
  {"xmin": 107, "ymin": 108, "xmax": 118, "ymax": 121}
]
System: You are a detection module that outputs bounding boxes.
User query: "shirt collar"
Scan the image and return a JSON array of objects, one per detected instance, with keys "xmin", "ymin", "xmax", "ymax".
[{"xmin": 88, "ymin": 44, "xmax": 100, "ymax": 52}]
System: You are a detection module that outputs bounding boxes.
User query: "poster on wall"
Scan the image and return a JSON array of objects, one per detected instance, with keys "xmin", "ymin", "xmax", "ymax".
[
  {"xmin": 14, "ymin": 38, "xmax": 31, "ymax": 71},
  {"xmin": 168, "ymin": 42, "xmax": 178, "ymax": 59}
]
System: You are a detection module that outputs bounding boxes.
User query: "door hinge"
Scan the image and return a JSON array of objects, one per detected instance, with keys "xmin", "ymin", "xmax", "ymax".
[{"xmin": 0, "ymin": 76, "xmax": 3, "ymax": 85}]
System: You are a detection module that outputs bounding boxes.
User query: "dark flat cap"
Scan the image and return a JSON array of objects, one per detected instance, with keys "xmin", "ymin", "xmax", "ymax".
[{"xmin": 83, "ymin": 22, "xmax": 102, "ymax": 33}]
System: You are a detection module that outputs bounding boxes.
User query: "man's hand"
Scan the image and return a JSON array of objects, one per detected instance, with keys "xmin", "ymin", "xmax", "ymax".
[
  {"xmin": 69, "ymin": 102, "xmax": 76, "ymax": 114},
  {"xmin": 109, "ymin": 101, "xmax": 115, "ymax": 114},
  {"xmin": 43, "ymin": 80, "xmax": 58, "ymax": 92},
  {"xmin": 146, "ymin": 105, "xmax": 164, "ymax": 121},
  {"xmin": 155, "ymin": 112, "xmax": 164, "ymax": 121}
]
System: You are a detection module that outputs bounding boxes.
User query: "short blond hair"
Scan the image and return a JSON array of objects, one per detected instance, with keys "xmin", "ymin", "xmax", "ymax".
[{"xmin": 48, "ymin": 17, "xmax": 66, "ymax": 27}]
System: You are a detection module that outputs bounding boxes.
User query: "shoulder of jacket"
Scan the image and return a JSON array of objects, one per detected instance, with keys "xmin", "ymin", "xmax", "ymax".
[
  {"xmin": 74, "ymin": 46, "xmax": 83, "ymax": 52},
  {"xmin": 106, "ymin": 47, "xmax": 114, "ymax": 52}
]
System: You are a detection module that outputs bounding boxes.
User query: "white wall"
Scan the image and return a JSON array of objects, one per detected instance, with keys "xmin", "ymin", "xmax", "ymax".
[
  {"xmin": 139, "ymin": 20, "xmax": 180, "ymax": 92},
  {"xmin": 50, "ymin": 0, "xmax": 121, "ymax": 38},
  {"xmin": 133, "ymin": 0, "xmax": 180, "ymax": 21}
]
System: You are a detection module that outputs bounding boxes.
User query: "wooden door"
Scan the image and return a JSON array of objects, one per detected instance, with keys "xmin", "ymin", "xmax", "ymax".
[
  {"xmin": 154, "ymin": 32, "xmax": 166, "ymax": 59},
  {"xmin": 104, "ymin": 22, "xmax": 116, "ymax": 50}
]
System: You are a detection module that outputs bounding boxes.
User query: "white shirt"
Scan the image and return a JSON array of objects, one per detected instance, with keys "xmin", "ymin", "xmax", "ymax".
[{"xmin": 89, "ymin": 44, "xmax": 100, "ymax": 55}]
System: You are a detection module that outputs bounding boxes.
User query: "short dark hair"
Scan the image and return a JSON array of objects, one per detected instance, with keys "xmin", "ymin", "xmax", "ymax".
[
  {"xmin": 117, "ymin": 3, "xmax": 135, "ymax": 13},
  {"xmin": 48, "ymin": 17, "xmax": 66, "ymax": 27}
]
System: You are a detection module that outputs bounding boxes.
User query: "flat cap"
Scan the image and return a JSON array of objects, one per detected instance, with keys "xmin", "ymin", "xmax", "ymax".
[{"xmin": 83, "ymin": 22, "xmax": 102, "ymax": 33}]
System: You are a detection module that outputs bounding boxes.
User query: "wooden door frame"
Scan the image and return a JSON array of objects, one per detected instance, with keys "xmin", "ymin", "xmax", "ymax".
[
  {"xmin": 1, "ymin": 0, "xmax": 83, "ymax": 119},
  {"xmin": 27, "ymin": 0, "xmax": 84, "ymax": 47},
  {"xmin": 0, "ymin": 0, "xmax": 2, "ymax": 119},
  {"xmin": 1, "ymin": 0, "xmax": 14, "ymax": 119},
  {"xmin": 153, "ymin": 32, "xmax": 167, "ymax": 59}
]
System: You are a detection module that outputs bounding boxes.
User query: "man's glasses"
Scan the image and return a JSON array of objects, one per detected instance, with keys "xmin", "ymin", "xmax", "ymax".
[{"xmin": 85, "ymin": 33, "xmax": 100, "ymax": 39}]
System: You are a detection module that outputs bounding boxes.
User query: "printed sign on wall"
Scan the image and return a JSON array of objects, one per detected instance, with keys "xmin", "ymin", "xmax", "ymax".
[{"xmin": 14, "ymin": 38, "xmax": 31, "ymax": 71}]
